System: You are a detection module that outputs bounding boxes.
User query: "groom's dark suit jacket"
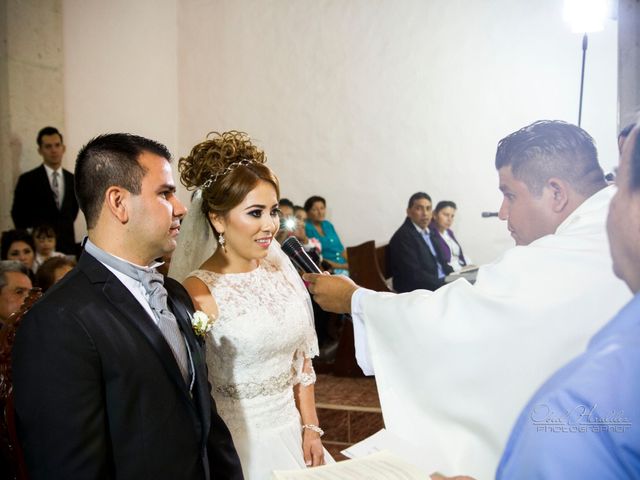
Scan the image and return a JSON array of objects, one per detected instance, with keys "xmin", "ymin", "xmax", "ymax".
[
  {"xmin": 388, "ymin": 217, "xmax": 453, "ymax": 293},
  {"xmin": 12, "ymin": 252, "xmax": 243, "ymax": 480}
]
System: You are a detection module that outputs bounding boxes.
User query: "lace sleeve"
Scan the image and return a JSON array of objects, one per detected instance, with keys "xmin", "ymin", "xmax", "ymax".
[{"xmin": 292, "ymin": 349, "xmax": 317, "ymax": 387}]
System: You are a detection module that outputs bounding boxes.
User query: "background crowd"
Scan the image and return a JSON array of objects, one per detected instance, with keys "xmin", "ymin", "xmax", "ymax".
[
  {"xmin": 1, "ymin": 126, "xmax": 473, "ymax": 330},
  {"xmin": 2, "ymin": 120, "xmax": 638, "ymax": 480}
]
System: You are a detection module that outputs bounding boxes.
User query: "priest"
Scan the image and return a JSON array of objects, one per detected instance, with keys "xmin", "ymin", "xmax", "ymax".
[{"xmin": 304, "ymin": 120, "xmax": 632, "ymax": 478}]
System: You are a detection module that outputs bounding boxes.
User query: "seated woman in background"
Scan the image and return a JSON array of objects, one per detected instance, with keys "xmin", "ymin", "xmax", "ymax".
[
  {"xmin": 293, "ymin": 206, "xmax": 322, "ymax": 257},
  {"xmin": 430, "ymin": 200, "xmax": 470, "ymax": 272},
  {"xmin": 1, "ymin": 229, "xmax": 37, "ymax": 283},
  {"xmin": 32, "ymin": 224, "xmax": 65, "ymax": 272},
  {"xmin": 304, "ymin": 196, "xmax": 348, "ymax": 275},
  {"xmin": 35, "ymin": 255, "xmax": 76, "ymax": 291}
]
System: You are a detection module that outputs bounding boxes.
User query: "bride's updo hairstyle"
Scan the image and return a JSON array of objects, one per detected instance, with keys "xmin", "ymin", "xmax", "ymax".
[{"xmin": 179, "ymin": 131, "xmax": 280, "ymax": 237}]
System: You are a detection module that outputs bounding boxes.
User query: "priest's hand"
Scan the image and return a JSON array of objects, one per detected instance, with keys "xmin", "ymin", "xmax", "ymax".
[{"xmin": 302, "ymin": 273, "xmax": 359, "ymax": 313}]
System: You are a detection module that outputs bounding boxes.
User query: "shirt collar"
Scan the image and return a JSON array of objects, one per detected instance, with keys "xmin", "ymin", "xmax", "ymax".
[
  {"xmin": 84, "ymin": 237, "xmax": 164, "ymax": 273},
  {"xmin": 43, "ymin": 163, "xmax": 61, "ymax": 178},
  {"xmin": 411, "ymin": 220, "xmax": 430, "ymax": 235}
]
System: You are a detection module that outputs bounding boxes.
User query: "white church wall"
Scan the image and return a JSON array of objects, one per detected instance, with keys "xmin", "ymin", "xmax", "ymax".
[
  {"xmin": 176, "ymin": 0, "xmax": 617, "ymax": 264},
  {"xmin": 63, "ymin": 0, "xmax": 617, "ymax": 263},
  {"xmin": 63, "ymin": 0, "xmax": 179, "ymax": 239}
]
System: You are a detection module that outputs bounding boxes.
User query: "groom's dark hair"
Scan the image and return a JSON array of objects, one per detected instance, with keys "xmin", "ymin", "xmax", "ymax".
[{"xmin": 75, "ymin": 133, "xmax": 172, "ymax": 228}]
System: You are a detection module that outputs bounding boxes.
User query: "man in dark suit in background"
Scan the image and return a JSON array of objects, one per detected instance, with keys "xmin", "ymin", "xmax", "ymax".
[
  {"xmin": 12, "ymin": 133, "xmax": 243, "ymax": 479},
  {"xmin": 388, "ymin": 192, "xmax": 453, "ymax": 293},
  {"xmin": 11, "ymin": 127, "xmax": 79, "ymax": 254}
]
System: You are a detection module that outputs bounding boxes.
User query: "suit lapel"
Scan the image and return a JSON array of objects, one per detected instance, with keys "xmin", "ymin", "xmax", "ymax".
[
  {"xmin": 166, "ymin": 291, "xmax": 211, "ymax": 449},
  {"xmin": 103, "ymin": 279, "xmax": 194, "ymax": 400},
  {"xmin": 80, "ymin": 254, "xmax": 196, "ymax": 409},
  {"xmin": 406, "ymin": 220, "xmax": 435, "ymax": 265}
]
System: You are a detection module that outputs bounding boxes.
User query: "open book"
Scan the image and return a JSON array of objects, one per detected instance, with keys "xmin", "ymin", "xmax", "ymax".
[
  {"xmin": 444, "ymin": 264, "xmax": 479, "ymax": 284},
  {"xmin": 271, "ymin": 450, "xmax": 427, "ymax": 479}
]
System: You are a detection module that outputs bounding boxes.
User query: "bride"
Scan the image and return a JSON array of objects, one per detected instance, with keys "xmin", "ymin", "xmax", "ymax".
[{"xmin": 169, "ymin": 131, "xmax": 329, "ymax": 479}]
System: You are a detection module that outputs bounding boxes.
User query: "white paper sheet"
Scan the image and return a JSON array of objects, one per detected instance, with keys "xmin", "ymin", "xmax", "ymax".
[
  {"xmin": 271, "ymin": 450, "xmax": 427, "ymax": 479},
  {"xmin": 341, "ymin": 428, "xmax": 438, "ymax": 474}
]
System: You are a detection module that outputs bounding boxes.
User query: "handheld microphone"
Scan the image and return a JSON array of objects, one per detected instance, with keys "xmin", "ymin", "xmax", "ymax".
[
  {"xmin": 281, "ymin": 237, "xmax": 322, "ymax": 274},
  {"xmin": 481, "ymin": 211, "xmax": 499, "ymax": 218}
]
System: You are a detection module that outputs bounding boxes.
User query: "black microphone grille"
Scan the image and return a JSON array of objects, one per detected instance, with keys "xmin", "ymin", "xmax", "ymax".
[
  {"xmin": 281, "ymin": 236, "xmax": 322, "ymax": 274},
  {"xmin": 281, "ymin": 236, "xmax": 304, "ymax": 256}
]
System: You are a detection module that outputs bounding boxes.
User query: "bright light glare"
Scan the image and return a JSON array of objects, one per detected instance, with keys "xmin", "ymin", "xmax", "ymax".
[
  {"xmin": 284, "ymin": 218, "xmax": 297, "ymax": 231},
  {"xmin": 564, "ymin": 0, "xmax": 609, "ymax": 33}
]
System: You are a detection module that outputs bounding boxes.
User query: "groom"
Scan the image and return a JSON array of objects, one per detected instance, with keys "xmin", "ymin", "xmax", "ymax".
[{"xmin": 12, "ymin": 134, "xmax": 243, "ymax": 479}]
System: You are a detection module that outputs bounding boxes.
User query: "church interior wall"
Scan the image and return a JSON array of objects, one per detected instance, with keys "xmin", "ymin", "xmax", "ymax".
[
  {"xmin": 174, "ymin": 0, "xmax": 618, "ymax": 264},
  {"xmin": 1, "ymin": 0, "xmax": 64, "ymax": 232},
  {"xmin": 3, "ymin": 0, "xmax": 619, "ymax": 265}
]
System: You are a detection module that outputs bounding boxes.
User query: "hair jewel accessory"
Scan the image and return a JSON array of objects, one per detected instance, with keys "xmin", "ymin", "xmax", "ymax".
[{"xmin": 201, "ymin": 159, "xmax": 257, "ymax": 189}]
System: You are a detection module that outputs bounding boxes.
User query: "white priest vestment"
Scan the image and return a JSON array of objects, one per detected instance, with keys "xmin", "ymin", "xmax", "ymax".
[{"xmin": 352, "ymin": 186, "xmax": 632, "ymax": 479}]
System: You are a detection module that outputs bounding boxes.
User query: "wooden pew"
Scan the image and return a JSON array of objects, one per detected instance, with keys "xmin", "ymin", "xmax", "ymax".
[{"xmin": 347, "ymin": 241, "xmax": 392, "ymax": 293}]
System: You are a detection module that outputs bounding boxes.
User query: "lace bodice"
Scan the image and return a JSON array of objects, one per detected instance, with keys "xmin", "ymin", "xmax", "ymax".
[{"xmin": 189, "ymin": 253, "xmax": 318, "ymax": 432}]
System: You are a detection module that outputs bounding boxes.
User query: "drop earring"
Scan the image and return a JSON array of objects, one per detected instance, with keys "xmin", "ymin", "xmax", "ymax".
[{"xmin": 219, "ymin": 232, "xmax": 227, "ymax": 253}]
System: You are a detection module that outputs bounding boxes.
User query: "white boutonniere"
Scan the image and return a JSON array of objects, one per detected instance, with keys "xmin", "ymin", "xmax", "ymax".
[{"xmin": 191, "ymin": 310, "xmax": 215, "ymax": 338}]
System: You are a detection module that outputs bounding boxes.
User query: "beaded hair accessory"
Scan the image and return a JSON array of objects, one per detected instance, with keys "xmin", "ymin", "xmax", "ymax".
[{"xmin": 201, "ymin": 159, "xmax": 258, "ymax": 190}]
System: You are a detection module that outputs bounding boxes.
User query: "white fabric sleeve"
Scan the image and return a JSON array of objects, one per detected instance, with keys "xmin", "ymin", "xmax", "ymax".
[{"xmin": 351, "ymin": 287, "xmax": 376, "ymax": 376}]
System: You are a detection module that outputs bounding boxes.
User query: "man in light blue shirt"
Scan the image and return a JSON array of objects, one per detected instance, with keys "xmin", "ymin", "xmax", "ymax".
[{"xmin": 493, "ymin": 125, "xmax": 640, "ymax": 478}]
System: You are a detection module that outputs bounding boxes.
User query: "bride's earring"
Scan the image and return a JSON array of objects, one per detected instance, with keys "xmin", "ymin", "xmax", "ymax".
[{"xmin": 219, "ymin": 232, "xmax": 227, "ymax": 253}]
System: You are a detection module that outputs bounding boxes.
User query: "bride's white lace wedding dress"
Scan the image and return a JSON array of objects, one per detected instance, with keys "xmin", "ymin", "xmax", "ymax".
[{"xmin": 188, "ymin": 245, "xmax": 331, "ymax": 479}]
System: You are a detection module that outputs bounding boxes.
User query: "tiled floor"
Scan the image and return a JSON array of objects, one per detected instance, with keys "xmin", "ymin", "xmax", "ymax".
[{"xmin": 315, "ymin": 374, "xmax": 384, "ymax": 461}]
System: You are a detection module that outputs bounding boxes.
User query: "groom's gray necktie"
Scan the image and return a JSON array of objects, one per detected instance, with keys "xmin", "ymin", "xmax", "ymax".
[{"xmin": 84, "ymin": 240, "xmax": 192, "ymax": 387}]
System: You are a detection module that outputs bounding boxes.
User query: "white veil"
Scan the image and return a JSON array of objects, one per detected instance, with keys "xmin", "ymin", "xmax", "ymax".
[{"xmin": 169, "ymin": 190, "xmax": 217, "ymax": 282}]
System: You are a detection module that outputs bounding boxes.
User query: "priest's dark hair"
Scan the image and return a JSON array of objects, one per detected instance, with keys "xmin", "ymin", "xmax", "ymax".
[
  {"xmin": 495, "ymin": 120, "xmax": 605, "ymax": 197},
  {"xmin": 407, "ymin": 192, "xmax": 432, "ymax": 209},
  {"xmin": 75, "ymin": 133, "xmax": 172, "ymax": 229}
]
